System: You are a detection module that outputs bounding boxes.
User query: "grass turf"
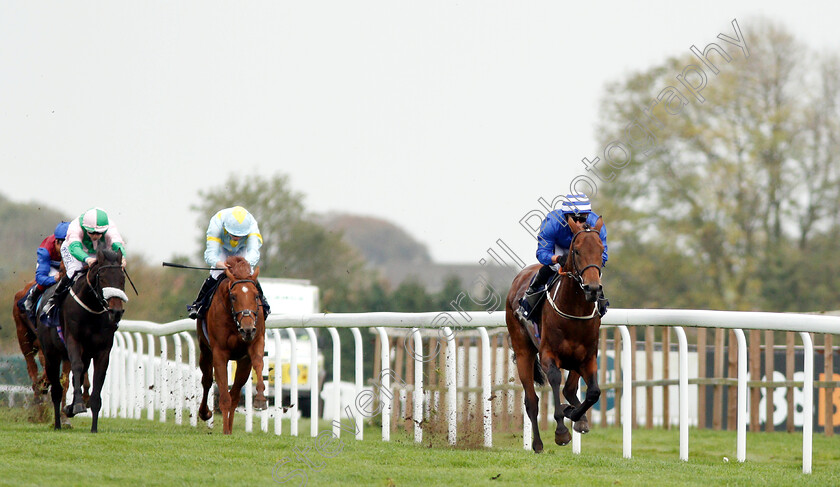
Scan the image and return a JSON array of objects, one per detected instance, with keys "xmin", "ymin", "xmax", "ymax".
[{"xmin": 1, "ymin": 406, "xmax": 838, "ymax": 486}]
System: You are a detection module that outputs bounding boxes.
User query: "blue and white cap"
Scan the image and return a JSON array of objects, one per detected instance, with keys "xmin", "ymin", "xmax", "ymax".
[{"xmin": 560, "ymin": 194, "xmax": 592, "ymax": 215}]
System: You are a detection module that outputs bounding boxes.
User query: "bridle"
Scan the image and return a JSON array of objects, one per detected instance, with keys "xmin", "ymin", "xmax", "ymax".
[
  {"xmin": 562, "ymin": 228, "xmax": 603, "ymax": 286},
  {"xmin": 227, "ymin": 278, "xmax": 261, "ymax": 334},
  {"xmin": 70, "ymin": 263, "xmax": 129, "ymax": 315},
  {"xmin": 547, "ymin": 228, "xmax": 603, "ymax": 320}
]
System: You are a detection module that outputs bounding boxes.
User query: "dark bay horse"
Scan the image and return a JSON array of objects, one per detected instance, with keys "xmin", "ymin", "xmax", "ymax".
[
  {"xmin": 197, "ymin": 256, "xmax": 268, "ymax": 434},
  {"xmin": 506, "ymin": 217, "xmax": 605, "ymax": 453},
  {"xmin": 38, "ymin": 249, "xmax": 128, "ymax": 432}
]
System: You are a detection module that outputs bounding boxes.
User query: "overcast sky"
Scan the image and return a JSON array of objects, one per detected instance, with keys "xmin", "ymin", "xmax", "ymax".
[{"xmin": 2, "ymin": 2, "xmax": 838, "ymax": 268}]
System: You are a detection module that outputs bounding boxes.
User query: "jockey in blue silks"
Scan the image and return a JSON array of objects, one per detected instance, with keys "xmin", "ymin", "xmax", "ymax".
[
  {"xmin": 515, "ymin": 194, "xmax": 610, "ymax": 329},
  {"xmin": 187, "ymin": 206, "xmax": 270, "ymax": 320}
]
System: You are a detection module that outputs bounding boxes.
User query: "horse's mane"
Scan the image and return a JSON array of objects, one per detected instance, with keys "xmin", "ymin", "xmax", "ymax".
[
  {"xmin": 225, "ymin": 256, "xmax": 252, "ymax": 279},
  {"xmin": 100, "ymin": 248, "xmax": 121, "ymax": 262}
]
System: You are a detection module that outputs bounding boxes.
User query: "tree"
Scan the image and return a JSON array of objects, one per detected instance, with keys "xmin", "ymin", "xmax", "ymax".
[{"xmin": 594, "ymin": 19, "xmax": 840, "ymax": 311}]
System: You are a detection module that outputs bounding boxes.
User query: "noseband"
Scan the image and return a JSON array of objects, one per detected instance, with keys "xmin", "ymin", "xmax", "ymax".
[
  {"xmin": 546, "ymin": 228, "xmax": 603, "ymax": 320},
  {"xmin": 564, "ymin": 228, "xmax": 603, "ymax": 286},
  {"xmin": 70, "ymin": 263, "xmax": 129, "ymax": 316},
  {"xmin": 228, "ymin": 279, "xmax": 261, "ymax": 334}
]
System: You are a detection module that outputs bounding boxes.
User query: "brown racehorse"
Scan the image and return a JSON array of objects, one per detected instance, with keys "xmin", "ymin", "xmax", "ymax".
[
  {"xmin": 12, "ymin": 281, "xmax": 50, "ymax": 399},
  {"xmin": 505, "ymin": 217, "xmax": 605, "ymax": 453},
  {"xmin": 12, "ymin": 280, "xmax": 81, "ymax": 416},
  {"xmin": 197, "ymin": 256, "xmax": 268, "ymax": 434}
]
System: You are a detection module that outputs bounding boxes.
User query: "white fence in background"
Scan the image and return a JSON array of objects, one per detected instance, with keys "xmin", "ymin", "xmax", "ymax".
[{"xmin": 95, "ymin": 309, "xmax": 840, "ymax": 475}]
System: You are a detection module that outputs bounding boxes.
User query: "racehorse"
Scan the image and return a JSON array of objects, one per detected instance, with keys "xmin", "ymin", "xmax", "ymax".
[
  {"xmin": 37, "ymin": 249, "xmax": 128, "ymax": 432},
  {"xmin": 13, "ymin": 281, "xmax": 50, "ymax": 400},
  {"xmin": 13, "ymin": 280, "xmax": 83, "ymax": 418},
  {"xmin": 197, "ymin": 256, "xmax": 268, "ymax": 434},
  {"xmin": 505, "ymin": 217, "xmax": 605, "ymax": 453}
]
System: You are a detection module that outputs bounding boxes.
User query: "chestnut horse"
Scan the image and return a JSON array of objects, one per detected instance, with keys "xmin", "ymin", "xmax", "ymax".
[
  {"xmin": 12, "ymin": 281, "xmax": 50, "ymax": 400},
  {"xmin": 12, "ymin": 280, "xmax": 80, "ymax": 416},
  {"xmin": 38, "ymin": 249, "xmax": 128, "ymax": 432},
  {"xmin": 505, "ymin": 217, "xmax": 605, "ymax": 453},
  {"xmin": 197, "ymin": 256, "xmax": 268, "ymax": 434}
]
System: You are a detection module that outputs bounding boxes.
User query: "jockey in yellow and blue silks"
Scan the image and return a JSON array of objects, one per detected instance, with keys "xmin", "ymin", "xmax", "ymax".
[
  {"xmin": 188, "ymin": 206, "xmax": 270, "ymax": 320},
  {"xmin": 515, "ymin": 194, "xmax": 609, "ymax": 328}
]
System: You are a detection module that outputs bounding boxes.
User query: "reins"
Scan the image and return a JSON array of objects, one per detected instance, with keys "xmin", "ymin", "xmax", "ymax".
[
  {"xmin": 546, "ymin": 228, "xmax": 602, "ymax": 320},
  {"xmin": 69, "ymin": 263, "xmax": 130, "ymax": 315},
  {"xmin": 226, "ymin": 278, "xmax": 262, "ymax": 334}
]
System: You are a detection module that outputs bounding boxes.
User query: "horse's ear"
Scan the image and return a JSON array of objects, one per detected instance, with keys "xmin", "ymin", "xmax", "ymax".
[
  {"xmin": 224, "ymin": 266, "xmax": 235, "ymax": 282},
  {"xmin": 96, "ymin": 249, "xmax": 105, "ymax": 262},
  {"xmin": 593, "ymin": 216, "xmax": 604, "ymax": 232},
  {"xmin": 252, "ymin": 265, "xmax": 260, "ymax": 280}
]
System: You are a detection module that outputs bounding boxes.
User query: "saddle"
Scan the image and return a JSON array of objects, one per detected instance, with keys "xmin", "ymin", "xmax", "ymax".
[{"xmin": 518, "ymin": 272, "xmax": 562, "ymax": 347}]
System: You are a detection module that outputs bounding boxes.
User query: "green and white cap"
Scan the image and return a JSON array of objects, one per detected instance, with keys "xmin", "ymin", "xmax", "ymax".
[{"xmin": 80, "ymin": 207, "xmax": 109, "ymax": 234}]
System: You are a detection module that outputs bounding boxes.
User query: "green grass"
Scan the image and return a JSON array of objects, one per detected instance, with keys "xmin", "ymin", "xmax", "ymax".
[{"xmin": 1, "ymin": 407, "xmax": 839, "ymax": 487}]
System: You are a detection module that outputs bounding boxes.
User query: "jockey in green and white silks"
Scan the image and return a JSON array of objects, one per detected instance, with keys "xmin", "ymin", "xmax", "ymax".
[
  {"xmin": 204, "ymin": 206, "xmax": 262, "ymax": 279},
  {"xmin": 44, "ymin": 207, "xmax": 127, "ymax": 314},
  {"xmin": 188, "ymin": 206, "xmax": 269, "ymax": 320},
  {"xmin": 62, "ymin": 207, "xmax": 127, "ymax": 279}
]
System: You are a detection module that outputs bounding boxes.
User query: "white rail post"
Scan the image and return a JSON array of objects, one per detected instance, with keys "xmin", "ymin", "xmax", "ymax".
[
  {"xmin": 675, "ymin": 326, "xmax": 689, "ymax": 461},
  {"xmin": 146, "ymin": 335, "xmax": 156, "ymax": 421},
  {"xmin": 179, "ymin": 331, "xmax": 198, "ymax": 427},
  {"xmin": 376, "ymin": 327, "xmax": 391, "ymax": 442},
  {"xmin": 133, "ymin": 332, "xmax": 145, "ymax": 420},
  {"xmin": 443, "ymin": 326, "xmax": 456, "ymax": 446},
  {"xmin": 618, "ymin": 325, "xmax": 632, "ymax": 459},
  {"xmin": 328, "ymin": 327, "xmax": 342, "ymax": 438},
  {"xmin": 286, "ymin": 328, "xmax": 299, "ymax": 436},
  {"xmin": 173, "ymin": 334, "xmax": 183, "ymax": 425},
  {"xmin": 351, "ymin": 327, "xmax": 364, "ymax": 441},
  {"xmin": 102, "ymin": 338, "xmax": 115, "ymax": 418},
  {"xmin": 159, "ymin": 336, "xmax": 168, "ymax": 423},
  {"xmin": 245, "ymin": 360, "xmax": 254, "ymax": 433},
  {"xmin": 305, "ymin": 327, "xmax": 319, "ymax": 437},
  {"xmin": 734, "ymin": 328, "xmax": 747, "ymax": 463},
  {"xmin": 412, "ymin": 328, "xmax": 423, "ymax": 444},
  {"xmin": 116, "ymin": 332, "xmax": 129, "ymax": 418},
  {"xmin": 274, "ymin": 329, "xmax": 283, "ymax": 436},
  {"xmin": 799, "ymin": 331, "xmax": 814, "ymax": 474},
  {"xmin": 478, "ymin": 327, "xmax": 492, "ymax": 447},
  {"xmin": 123, "ymin": 332, "xmax": 136, "ymax": 418}
]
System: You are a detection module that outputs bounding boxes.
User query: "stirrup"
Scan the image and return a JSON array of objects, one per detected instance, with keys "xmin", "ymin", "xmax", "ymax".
[{"xmin": 187, "ymin": 304, "xmax": 200, "ymax": 320}]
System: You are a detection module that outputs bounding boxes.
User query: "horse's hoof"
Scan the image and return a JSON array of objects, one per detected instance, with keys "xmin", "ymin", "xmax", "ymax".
[
  {"xmin": 199, "ymin": 407, "xmax": 213, "ymax": 422},
  {"xmin": 72, "ymin": 402, "xmax": 86, "ymax": 416},
  {"xmin": 533, "ymin": 441, "xmax": 544, "ymax": 453},
  {"xmin": 64, "ymin": 405, "xmax": 76, "ymax": 418},
  {"xmin": 573, "ymin": 421, "xmax": 590, "ymax": 434},
  {"xmin": 254, "ymin": 398, "xmax": 268, "ymax": 411},
  {"xmin": 555, "ymin": 430, "xmax": 571, "ymax": 446}
]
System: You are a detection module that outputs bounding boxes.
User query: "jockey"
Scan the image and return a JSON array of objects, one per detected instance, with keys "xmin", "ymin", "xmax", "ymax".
[
  {"xmin": 22, "ymin": 221, "xmax": 70, "ymax": 317},
  {"xmin": 187, "ymin": 206, "xmax": 270, "ymax": 320},
  {"xmin": 515, "ymin": 194, "xmax": 609, "ymax": 328},
  {"xmin": 43, "ymin": 207, "xmax": 127, "ymax": 314}
]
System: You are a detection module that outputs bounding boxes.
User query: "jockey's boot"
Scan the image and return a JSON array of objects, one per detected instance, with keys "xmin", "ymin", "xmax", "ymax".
[
  {"xmin": 24, "ymin": 286, "xmax": 41, "ymax": 314},
  {"xmin": 43, "ymin": 275, "xmax": 72, "ymax": 316},
  {"xmin": 255, "ymin": 281, "xmax": 271, "ymax": 320},
  {"xmin": 188, "ymin": 276, "xmax": 217, "ymax": 320},
  {"xmin": 597, "ymin": 296, "xmax": 610, "ymax": 317},
  {"xmin": 515, "ymin": 265, "xmax": 554, "ymax": 334}
]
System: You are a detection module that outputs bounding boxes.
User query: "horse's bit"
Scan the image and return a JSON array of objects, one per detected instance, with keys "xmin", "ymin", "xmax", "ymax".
[
  {"xmin": 546, "ymin": 228, "xmax": 603, "ymax": 320},
  {"xmin": 228, "ymin": 279, "xmax": 261, "ymax": 333}
]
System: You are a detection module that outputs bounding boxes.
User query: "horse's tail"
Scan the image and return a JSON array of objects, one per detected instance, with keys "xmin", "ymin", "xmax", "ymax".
[{"xmin": 533, "ymin": 359, "xmax": 545, "ymax": 386}]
